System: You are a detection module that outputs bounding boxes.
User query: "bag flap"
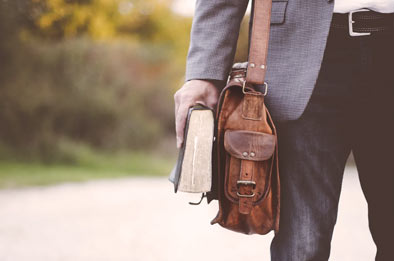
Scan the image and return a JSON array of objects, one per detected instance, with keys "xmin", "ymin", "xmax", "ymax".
[{"xmin": 224, "ymin": 130, "xmax": 276, "ymax": 161}]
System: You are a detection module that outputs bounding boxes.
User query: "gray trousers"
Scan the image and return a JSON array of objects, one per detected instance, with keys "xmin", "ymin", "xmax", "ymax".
[{"xmin": 270, "ymin": 24, "xmax": 394, "ymax": 260}]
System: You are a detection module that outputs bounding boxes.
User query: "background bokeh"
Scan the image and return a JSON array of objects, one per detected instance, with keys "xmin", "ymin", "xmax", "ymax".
[{"xmin": 0, "ymin": 0, "xmax": 250, "ymax": 187}]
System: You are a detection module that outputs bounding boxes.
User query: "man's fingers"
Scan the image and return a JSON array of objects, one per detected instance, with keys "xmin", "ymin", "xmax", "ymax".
[
  {"xmin": 174, "ymin": 91, "xmax": 181, "ymax": 118},
  {"xmin": 195, "ymin": 100, "xmax": 207, "ymax": 107},
  {"xmin": 173, "ymin": 79, "xmax": 219, "ymax": 148},
  {"xmin": 175, "ymin": 104, "xmax": 189, "ymax": 148}
]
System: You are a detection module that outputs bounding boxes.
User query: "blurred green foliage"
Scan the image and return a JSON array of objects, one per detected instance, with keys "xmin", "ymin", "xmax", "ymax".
[
  {"xmin": 0, "ymin": 39, "xmax": 179, "ymax": 161},
  {"xmin": 0, "ymin": 0, "xmax": 250, "ymax": 167},
  {"xmin": 0, "ymin": 149, "xmax": 174, "ymax": 188}
]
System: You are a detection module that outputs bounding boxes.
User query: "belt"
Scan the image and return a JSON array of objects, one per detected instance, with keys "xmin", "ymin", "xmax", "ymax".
[{"xmin": 331, "ymin": 9, "xmax": 394, "ymax": 36}]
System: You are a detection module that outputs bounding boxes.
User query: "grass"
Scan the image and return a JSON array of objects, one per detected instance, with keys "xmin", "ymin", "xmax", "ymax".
[{"xmin": 0, "ymin": 150, "xmax": 175, "ymax": 189}]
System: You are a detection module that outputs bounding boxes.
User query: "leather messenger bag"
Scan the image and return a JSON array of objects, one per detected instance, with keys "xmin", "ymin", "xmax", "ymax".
[{"xmin": 207, "ymin": 0, "xmax": 280, "ymax": 235}]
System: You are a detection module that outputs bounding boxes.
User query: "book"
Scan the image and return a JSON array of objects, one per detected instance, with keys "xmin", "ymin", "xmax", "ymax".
[{"xmin": 169, "ymin": 104, "xmax": 215, "ymax": 193}]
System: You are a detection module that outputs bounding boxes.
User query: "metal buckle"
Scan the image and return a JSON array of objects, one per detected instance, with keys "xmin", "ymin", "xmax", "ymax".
[
  {"xmin": 348, "ymin": 9, "xmax": 371, "ymax": 37},
  {"xmin": 237, "ymin": 180, "xmax": 256, "ymax": 188},
  {"xmin": 261, "ymin": 82, "xmax": 268, "ymax": 96},
  {"xmin": 242, "ymin": 81, "xmax": 248, "ymax": 94},
  {"xmin": 236, "ymin": 180, "xmax": 256, "ymax": 198},
  {"xmin": 237, "ymin": 192, "xmax": 255, "ymax": 198},
  {"xmin": 242, "ymin": 81, "xmax": 268, "ymax": 96}
]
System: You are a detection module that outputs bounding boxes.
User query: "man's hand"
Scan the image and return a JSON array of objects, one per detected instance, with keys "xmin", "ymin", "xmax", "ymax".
[{"xmin": 174, "ymin": 79, "xmax": 220, "ymax": 148}]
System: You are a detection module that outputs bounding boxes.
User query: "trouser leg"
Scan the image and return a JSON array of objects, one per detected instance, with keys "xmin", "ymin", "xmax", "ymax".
[
  {"xmin": 270, "ymin": 24, "xmax": 355, "ymax": 261},
  {"xmin": 352, "ymin": 112, "xmax": 394, "ymax": 261},
  {"xmin": 350, "ymin": 31, "xmax": 394, "ymax": 261},
  {"xmin": 269, "ymin": 61, "xmax": 354, "ymax": 260},
  {"xmin": 270, "ymin": 111, "xmax": 350, "ymax": 260}
]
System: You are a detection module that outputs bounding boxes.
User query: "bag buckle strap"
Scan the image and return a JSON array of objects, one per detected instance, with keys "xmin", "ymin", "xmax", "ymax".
[
  {"xmin": 237, "ymin": 160, "xmax": 256, "ymax": 214},
  {"xmin": 236, "ymin": 192, "xmax": 255, "ymax": 198},
  {"xmin": 236, "ymin": 180, "xmax": 256, "ymax": 198},
  {"xmin": 242, "ymin": 81, "xmax": 268, "ymax": 95},
  {"xmin": 237, "ymin": 180, "xmax": 256, "ymax": 188},
  {"xmin": 348, "ymin": 9, "xmax": 372, "ymax": 37}
]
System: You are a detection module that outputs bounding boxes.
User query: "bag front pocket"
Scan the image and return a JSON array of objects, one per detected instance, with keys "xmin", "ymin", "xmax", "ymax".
[{"xmin": 223, "ymin": 130, "xmax": 276, "ymax": 205}]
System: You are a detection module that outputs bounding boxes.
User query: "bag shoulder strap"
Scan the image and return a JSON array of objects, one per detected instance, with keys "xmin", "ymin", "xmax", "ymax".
[{"xmin": 245, "ymin": 0, "xmax": 272, "ymax": 85}]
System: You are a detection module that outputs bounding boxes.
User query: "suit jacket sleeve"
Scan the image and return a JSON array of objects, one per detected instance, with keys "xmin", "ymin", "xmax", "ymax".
[{"xmin": 185, "ymin": 0, "xmax": 249, "ymax": 82}]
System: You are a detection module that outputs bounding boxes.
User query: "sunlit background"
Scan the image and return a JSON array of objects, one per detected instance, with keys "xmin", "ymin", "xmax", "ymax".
[
  {"xmin": 0, "ymin": 0, "xmax": 252, "ymax": 187},
  {"xmin": 0, "ymin": 1, "xmax": 375, "ymax": 260}
]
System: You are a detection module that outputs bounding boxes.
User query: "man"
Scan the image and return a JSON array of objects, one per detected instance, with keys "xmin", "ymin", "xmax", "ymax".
[{"xmin": 174, "ymin": 0, "xmax": 394, "ymax": 260}]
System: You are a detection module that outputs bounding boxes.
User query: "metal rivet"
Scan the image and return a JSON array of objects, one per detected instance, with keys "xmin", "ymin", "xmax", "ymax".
[
  {"xmin": 250, "ymin": 63, "xmax": 255, "ymax": 68},
  {"xmin": 260, "ymin": 65, "xmax": 266, "ymax": 69},
  {"xmin": 250, "ymin": 152, "xmax": 256, "ymax": 157},
  {"xmin": 242, "ymin": 152, "xmax": 248, "ymax": 157}
]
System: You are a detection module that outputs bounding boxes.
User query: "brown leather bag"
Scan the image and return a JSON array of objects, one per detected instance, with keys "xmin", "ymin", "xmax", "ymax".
[{"xmin": 208, "ymin": 0, "xmax": 280, "ymax": 235}]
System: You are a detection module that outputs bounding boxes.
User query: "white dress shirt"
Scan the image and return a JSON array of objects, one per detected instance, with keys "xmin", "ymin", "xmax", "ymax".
[{"xmin": 334, "ymin": 0, "xmax": 394, "ymax": 13}]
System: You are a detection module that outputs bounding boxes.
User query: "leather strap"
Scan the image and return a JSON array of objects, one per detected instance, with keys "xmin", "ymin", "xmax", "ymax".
[
  {"xmin": 238, "ymin": 0, "xmax": 273, "ymax": 212},
  {"xmin": 245, "ymin": 0, "xmax": 272, "ymax": 85},
  {"xmin": 238, "ymin": 160, "xmax": 255, "ymax": 214}
]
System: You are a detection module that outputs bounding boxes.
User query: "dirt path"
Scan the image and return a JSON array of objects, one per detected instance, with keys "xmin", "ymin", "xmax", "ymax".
[{"xmin": 0, "ymin": 167, "xmax": 375, "ymax": 261}]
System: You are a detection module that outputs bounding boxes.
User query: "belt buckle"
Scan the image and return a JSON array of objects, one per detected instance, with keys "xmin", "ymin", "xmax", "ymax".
[{"xmin": 348, "ymin": 9, "xmax": 372, "ymax": 36}]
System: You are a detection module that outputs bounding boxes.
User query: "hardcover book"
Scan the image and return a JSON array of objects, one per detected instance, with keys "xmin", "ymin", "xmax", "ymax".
[{"xmin": 169, "ymin": 104, "xmax": 215, "ymax": 193}]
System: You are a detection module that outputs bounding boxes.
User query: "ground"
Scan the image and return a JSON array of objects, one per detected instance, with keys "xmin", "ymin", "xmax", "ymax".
[{"xmin": 0, "ymin": 166, "xmax": 376, "ymax": 261}]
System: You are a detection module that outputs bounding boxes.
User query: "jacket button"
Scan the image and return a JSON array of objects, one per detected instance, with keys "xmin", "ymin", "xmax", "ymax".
[{"xmin": 242, "ymin": 152, "xmax": 248, "ymax": 157}]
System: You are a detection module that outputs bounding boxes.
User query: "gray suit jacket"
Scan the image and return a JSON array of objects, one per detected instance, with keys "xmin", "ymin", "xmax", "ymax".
[{"xmin": 185, "ymin": 0, "xmax": 335, "ymax": 122}]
